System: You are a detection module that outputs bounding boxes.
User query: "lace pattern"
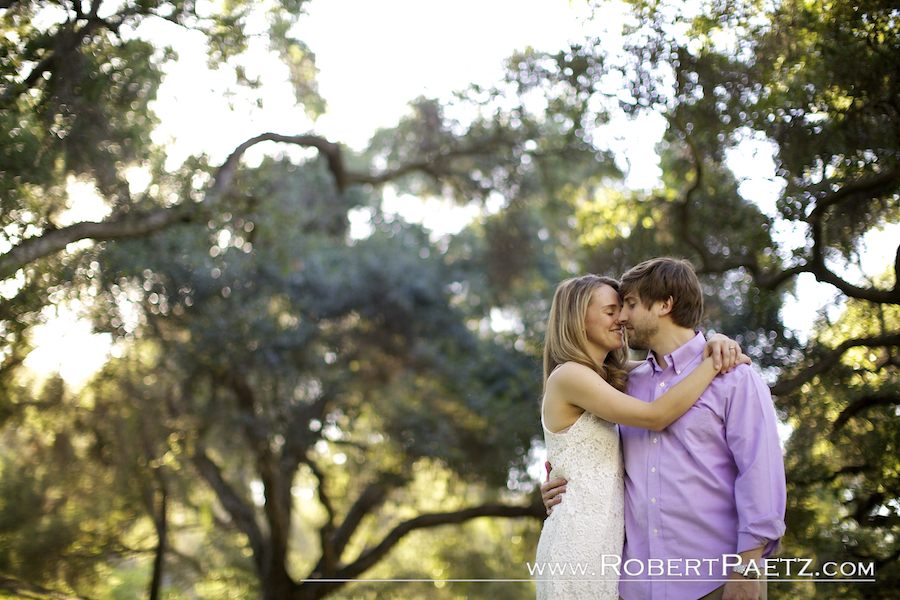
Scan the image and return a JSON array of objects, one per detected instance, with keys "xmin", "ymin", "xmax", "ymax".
[{"xmin": 535, "ymin": 410, "xmax": 625, "ymax": 599}]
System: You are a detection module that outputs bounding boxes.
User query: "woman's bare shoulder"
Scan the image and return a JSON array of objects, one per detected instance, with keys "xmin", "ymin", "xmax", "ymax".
[
  {"xmin": 547, "ymin": 361, "xmax": 603, "ymax": 388},
  {"xmin": 549, "ymin": 361, "xmax": 591, "ymax": 377}
]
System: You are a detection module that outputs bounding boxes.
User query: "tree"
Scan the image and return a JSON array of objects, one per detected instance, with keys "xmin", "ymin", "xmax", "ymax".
[
  {"xmin": 0, "ymin": 0, "xmax": 523, "ymax": 386},
  {"xmin": 0, "ymin": 149, "xmax": 557, "ymax": 598},
  {"xmin": 95, "ymin": 155, "xmax": 551, "ymax": 599},
  {"xmin": 779, "ymin": 277, "xmax": 900, "ymax": 599},
  {"xmin": 501, "ymin": 0, "xmax": 899, "ymax": 594},
  {"xmin": 1, "ymin": 1, "xmax": 617, "ymax": 596},
  {"xmin": 0, "ymin": 0, "xmax": 555, "ymax": 281},
  {"xmin": 7, "ymin": 0, "xmax": 900, "ymax": 596}
]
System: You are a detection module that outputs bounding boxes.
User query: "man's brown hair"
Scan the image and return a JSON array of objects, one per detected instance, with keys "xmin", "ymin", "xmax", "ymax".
[{"xmin": 619, "ymin": 257, "xmax": 703, "ymax": 329}]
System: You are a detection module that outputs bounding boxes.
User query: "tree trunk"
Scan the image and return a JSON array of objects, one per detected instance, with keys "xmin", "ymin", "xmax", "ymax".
[{"xmin": 149, "ymin": 485, "xmax": 167, "ymax": 600}]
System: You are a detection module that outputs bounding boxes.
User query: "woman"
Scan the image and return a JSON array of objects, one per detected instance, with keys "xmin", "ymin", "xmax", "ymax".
[{"xmin": 534, "ymin": 275, "xmax": 745, "ymax": 599}]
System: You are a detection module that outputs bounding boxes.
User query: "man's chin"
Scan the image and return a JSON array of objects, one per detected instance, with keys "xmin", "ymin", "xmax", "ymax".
[{"xmin": 629, "ymin": 339, "xmax": 649, "ymax": 351}]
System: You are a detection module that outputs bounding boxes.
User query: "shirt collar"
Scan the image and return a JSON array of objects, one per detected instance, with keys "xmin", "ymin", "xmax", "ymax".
[{"xmin": 647, "ymin": 331, "xmax": 705, "ymax": 374}]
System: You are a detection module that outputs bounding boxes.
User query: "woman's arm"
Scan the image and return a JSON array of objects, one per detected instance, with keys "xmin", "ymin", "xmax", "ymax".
[
  {"xmin": 625, "ymin": 335, "xmax": 743, "ymax": 373},
  {"xmin": 546, "ymin": 359, "xmax": 724, "ymax": 431}
]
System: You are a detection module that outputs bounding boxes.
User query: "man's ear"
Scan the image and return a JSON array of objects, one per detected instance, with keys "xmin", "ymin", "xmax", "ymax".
[{"xmin": 657, "ymin": 296, "xmax": 674, "ymax": 317}]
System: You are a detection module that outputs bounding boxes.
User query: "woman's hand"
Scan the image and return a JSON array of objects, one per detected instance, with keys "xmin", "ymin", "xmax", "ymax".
[{"xmin": 704, "ymin": 334, "xmax": 750, "ymax": 372}]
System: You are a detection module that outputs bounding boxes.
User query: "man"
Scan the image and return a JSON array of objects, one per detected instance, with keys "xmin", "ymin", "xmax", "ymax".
[{"xmin": 541, "ymin": 258, "xmax": 786, "ymax": 600}]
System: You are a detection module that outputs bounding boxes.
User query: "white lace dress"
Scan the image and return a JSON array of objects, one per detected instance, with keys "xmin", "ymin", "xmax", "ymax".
[{"xmin": 535, "ymin": 409, "xmax": 625, "ymax": 599}]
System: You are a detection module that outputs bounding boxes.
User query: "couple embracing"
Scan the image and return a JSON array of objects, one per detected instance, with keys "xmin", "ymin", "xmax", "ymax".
[{"xmin": 535, "ymin": 258, "xmax": 786, "ymax": 600}]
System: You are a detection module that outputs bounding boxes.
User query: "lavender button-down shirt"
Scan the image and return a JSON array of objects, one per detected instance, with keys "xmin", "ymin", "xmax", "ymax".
[{"xmin": 618, "ymin": 332, "xmax": 786, "ymax": 600}]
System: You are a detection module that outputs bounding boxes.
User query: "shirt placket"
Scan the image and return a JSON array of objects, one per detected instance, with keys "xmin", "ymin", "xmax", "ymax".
[{"xmin": 648, "ymin": 365, "xmax": 673, "ymax": 599}]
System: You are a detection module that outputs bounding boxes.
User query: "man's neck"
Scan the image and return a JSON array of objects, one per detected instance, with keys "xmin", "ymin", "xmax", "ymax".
[{"xmin": 650, "ymin": 326, "xmax": 698, "ymax": 370}]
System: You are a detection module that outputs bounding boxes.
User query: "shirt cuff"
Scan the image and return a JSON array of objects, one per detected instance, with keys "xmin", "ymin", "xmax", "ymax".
[{"xmin": 738, "ymin": 533, "xmax": 782, "ymax": 557}]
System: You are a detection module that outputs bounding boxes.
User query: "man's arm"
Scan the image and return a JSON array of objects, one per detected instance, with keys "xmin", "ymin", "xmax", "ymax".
[
  {"xmin": 725, "ymin": 368, "xmax": 786, "ymax": 555},
  {"xmin": 723, "ymin": 368, "xmax": 786, "ymax": 599}
]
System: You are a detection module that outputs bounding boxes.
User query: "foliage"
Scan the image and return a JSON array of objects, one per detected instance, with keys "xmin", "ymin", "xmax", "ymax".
[
  {"xmin": 530, "ymin": 0, "xmax": 900, "ymax": 595},
  {"xmin": 3, "ymin": 0, "xmax": 900, "ymax": 597},
  {"xmin": 775, "ymin": 278, "xmax": 900, "ymax": 599},
  {"xmin": 0, "ymin": 2, "xmax": 557, "ymax": 597},
  {"xmin": 42, "ymin": 156, "xmax": 541, "ymax": 598},
  {"xmin": 0, "ymin": 0, "xmax": 323, "ymax": 365}
]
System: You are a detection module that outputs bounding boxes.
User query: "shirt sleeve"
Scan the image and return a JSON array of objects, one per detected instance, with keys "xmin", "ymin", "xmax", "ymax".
[{"xmin": 724, "ymin": 366, "xmax": 787, "ymax": 557}]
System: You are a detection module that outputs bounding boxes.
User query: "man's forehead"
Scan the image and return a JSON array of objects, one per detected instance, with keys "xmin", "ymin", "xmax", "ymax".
[{"xmin": 622, "ymin": 291, "xmax": 641, "ymax": 302}]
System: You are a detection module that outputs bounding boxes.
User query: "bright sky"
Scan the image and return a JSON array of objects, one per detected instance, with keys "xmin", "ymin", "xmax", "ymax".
[
  {"xmin": 23, "ymin": 0, "xmax": 898, "ymax": 382},
  {"xmin": 148, "ymin": 0, "xmax": 598, "ymax": 162}
]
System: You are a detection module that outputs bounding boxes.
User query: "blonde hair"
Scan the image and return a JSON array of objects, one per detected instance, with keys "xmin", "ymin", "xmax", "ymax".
[{"xmin": 543, "ymin": 275, "xmax": 629, "ymax": 393}]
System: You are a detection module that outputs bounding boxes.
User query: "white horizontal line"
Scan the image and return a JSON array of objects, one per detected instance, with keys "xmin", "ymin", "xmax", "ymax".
[{"xmin": 296, "ymin": 578, "xmax": 876, "ymax": 583}]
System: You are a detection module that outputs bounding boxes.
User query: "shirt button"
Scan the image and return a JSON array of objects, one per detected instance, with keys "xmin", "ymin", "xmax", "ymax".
[
  {"xmin": 653, "ymin": 529, "xmax": 658, "ymax": 535},
  {"xmin": 653, "ymin": 438, "xmax": 658, "ymax": 443},
  {"xmin": 659, "ymin": 382, "xmax": 666, "ymax": 387},
  {"xmin": 651, "ymin": 467, "xmax": 656, "ymax": 472},
  {"xmin": 676, "ymin": 369, "xmax": 681, "ymax": 374},
  {"xmin": 651, "ymin": 498, "xmax": 656, "ymax": 503}
]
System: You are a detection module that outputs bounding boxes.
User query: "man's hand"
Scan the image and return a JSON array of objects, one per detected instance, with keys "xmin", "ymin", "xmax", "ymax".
[
  {"xmin": 540, "ymin": 461, "xmax": 567, "ymax": 515},
  {"xmin": 722, "ymin": 578, "xmax": 760, "ymax": 600},
  {"xmin": 704, "ymin": 334, "xmax": 750, "ymax": 372},
  {"xmin": 723, "ymin": 547, "xmax": 765, "ymax": 600}
]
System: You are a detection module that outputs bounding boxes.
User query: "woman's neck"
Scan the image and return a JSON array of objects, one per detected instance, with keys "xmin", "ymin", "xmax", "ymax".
[{"xmin": 587, "ymin": 346, "xmax": 609, "ymax": 369}]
